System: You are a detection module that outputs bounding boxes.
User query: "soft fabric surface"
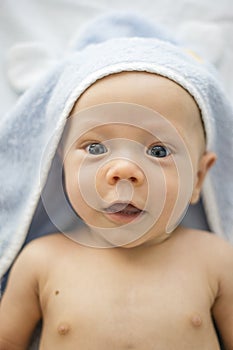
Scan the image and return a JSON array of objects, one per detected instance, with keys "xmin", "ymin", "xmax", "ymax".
[{"xmin": 0, "ymin": 13, "xmax": 233, "ymax": 291}]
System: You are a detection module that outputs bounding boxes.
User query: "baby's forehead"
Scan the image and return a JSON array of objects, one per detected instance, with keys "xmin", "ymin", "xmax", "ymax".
[
  {"xmin": 74, "ymin": 71, "xmax": 196, "ymax": 109},
  {"xmin": 68, "ymin": 104, "xmax": 178, "ymax": 137},
  {"xmin": 73, "ymin": 72, "xmax": 199, "ymax": 121},
  {"xmin": 71, "ymin": 71, "xmax": 202, "ymax": 134}
]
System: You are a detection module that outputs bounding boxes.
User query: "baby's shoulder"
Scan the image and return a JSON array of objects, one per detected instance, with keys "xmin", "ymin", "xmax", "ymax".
[
  {"xmin": 177, "ymin": 227, "xmax": 233, "ymax": 265},
  {"xmin": 7, "ymin": 234, "xmax": 67, "ymax": 286},
  {"xmin": 19, "ymin": 233, "xmax": 70, "ymax": 262},
  {"xmin": 24, "ymin": 232, "xmax": 63, "ymax": 247}
]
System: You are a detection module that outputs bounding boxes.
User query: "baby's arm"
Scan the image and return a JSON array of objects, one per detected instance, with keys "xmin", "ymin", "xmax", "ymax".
[
  {"xmin": 212, "ymin": 240, "xmax": 233, "ymax": 350},
  {"xmin": 0, "ymin": 243, "xmax": 42, "ymax": 349}
]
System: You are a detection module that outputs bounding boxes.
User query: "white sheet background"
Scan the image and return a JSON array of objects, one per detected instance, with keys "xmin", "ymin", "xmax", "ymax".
[{"xmin": 1, "ymin": 0, "xmax": 233, "ymax": 117}]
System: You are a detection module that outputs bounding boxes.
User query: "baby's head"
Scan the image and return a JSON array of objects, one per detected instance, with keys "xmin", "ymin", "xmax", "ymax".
[
  {"xmin": 60, "ymin": 71, "xmax": 216, "ymax": 247},
  {"xmin": 36, "ymin": 25, "xmax": 232, "ymax": 246}
]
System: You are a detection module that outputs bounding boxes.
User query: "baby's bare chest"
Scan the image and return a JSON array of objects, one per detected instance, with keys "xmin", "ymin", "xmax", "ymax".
[{"xmin": 39, "ymin": 252, "xmax": 219, "ymax": 349}]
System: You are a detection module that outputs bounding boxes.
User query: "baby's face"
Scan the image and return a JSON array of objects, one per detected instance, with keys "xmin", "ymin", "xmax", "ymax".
[{"xmin": 61, "ymin": 72, "xmax": 213, "ymax": 248}]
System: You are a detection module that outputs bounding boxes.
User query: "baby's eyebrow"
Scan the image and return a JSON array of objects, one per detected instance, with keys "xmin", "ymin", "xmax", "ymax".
[
  {"xmin": 76, "ymin": 130, "xmax": 104, "ymax": 141},
  {"xmin": 68, "ymin": 115, "xmax": 182, "ymax": 146},
  {"xmin": 78, "ymin": 130, "xmax": 167, "ymax": 148}
]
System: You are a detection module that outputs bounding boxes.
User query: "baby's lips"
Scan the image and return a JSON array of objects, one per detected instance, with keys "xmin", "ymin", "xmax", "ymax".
[{"xmin": 104, "ymin": 202, "xmax": 143, "ymax": 214}]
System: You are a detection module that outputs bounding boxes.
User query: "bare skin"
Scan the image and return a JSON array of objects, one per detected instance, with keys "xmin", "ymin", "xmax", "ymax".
[
  {"xmin": 0, "ymin": 72, "xmax": 233, "ymax": 349},
  {"xmin": 1, "ymin": 229, "xmax": 233, "ymax": 349}
]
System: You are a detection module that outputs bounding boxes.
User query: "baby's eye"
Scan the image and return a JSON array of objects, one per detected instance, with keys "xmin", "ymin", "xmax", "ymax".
[
  {"xmin": 86, "ymin": 143, "xmax": 108, "ymax": 155},
  {"xmin": 147, "ymin": 145, "xmax": 171, "ymax": 158}
]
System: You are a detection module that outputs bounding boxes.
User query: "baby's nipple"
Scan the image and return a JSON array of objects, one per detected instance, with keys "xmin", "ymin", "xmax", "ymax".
[
  {"xmin": 57, "ymin": 322, "xmax": 71, "ymax": 335},
  {"xmin": 190, "ymin": 314, "xmax": 202, "ymax": 328}
]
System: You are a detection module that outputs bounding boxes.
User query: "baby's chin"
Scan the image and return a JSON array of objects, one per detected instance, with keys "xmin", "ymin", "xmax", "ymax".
[{"xmin": 87, "ymin": 223, "xmax": 172, "ymax": 249}]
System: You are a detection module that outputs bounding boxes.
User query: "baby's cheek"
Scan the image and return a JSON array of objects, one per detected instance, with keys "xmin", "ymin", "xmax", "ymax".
[
  {"xmin": 163, "ymin": 159, "xmax": 193, "ymax": 233},
  {"xmin": 163, "ymin": 164, "xmax": 179, "ymax": 194},
  {"xmin": 63, "ymin": 161, "xmax": 81, "ymax": 204}
]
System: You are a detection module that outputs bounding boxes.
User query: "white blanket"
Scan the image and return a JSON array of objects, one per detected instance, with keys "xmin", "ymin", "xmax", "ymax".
[{"xmin": 1, "ymin": 0, "xmax": 233, "ymax": 114}]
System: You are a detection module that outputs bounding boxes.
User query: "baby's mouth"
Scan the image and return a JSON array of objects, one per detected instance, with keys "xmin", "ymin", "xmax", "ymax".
[{"xmin": 104, "ymin": 202, "xmax": 144, "ymax": 223}]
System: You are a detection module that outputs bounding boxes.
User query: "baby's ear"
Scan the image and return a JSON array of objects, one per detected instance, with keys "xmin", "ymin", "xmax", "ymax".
[{"xmin": 190, "ymin": 151, "xmax": 217, "ymax": 204}]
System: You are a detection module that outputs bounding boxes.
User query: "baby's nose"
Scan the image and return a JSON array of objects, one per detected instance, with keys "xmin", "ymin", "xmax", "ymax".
[{"xmin": 105, "ymin": 159, "xmax": 144, "ymax": 186}]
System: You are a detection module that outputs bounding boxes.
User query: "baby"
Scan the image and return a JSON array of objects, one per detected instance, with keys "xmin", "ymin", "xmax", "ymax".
[{"xmin": 0, "ymin": 14, "xmax": 233, "ymax": 350}]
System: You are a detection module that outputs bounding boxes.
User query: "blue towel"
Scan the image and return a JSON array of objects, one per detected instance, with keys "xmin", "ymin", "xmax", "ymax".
[{"xmin": 1, "ymin": 13, "xmax": 233, "ymax": 283}]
